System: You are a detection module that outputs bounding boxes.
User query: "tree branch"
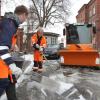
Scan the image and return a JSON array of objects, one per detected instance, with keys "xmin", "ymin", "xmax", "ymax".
[{"xmin": 31, "ymin": 0, "xmax": 41, "ymax": 23}]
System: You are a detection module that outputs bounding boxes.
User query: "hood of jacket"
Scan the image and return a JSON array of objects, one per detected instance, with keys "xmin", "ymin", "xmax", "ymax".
[{"xmin": 4, "ymin": 12, "xmax": 21, "ymax": 26}]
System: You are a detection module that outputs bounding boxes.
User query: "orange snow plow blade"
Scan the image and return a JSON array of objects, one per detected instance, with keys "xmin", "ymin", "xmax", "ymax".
[{"xmin": 59, "ymin": 44, "xmax": 100, "ymax": 67}]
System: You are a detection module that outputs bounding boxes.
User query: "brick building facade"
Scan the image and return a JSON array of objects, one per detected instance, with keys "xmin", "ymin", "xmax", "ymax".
[
  {"xmin": 76, "ymin": 4, "xmax": 88, "ymax": 23},
  {"xmin": 76, "ymin": 0, "xmax": 100, "ymax": 49}
]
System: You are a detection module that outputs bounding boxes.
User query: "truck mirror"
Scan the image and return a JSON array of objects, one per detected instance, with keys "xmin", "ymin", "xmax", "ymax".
[
  {"xmin": 93, "ymin": 26, "xmax": 96, "ymax": 34},
  {"xmin": 87, "ymin": 24, "xmax": 92, "ymax": 27},
  {"xmin": 59, "ymin": 43, "xmax": 64, "ymax": 49},
  {"xmin": 63, "ymin": 28, "xmax": 66, "ymax": 36}
]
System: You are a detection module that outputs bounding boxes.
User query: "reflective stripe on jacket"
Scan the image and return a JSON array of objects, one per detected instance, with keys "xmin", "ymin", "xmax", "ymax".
[{"xmin": 0, "ymin": 35, "xmax": 17, "ymax": 79}]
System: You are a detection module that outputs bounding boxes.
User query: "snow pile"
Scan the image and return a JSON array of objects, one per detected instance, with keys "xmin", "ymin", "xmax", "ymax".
[{"xmin": 0, "ymin": 54, "xmax": 97, "ymax": 100}]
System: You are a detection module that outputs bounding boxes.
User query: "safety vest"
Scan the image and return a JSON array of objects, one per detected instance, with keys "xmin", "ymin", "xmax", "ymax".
[{"xmin": 31, "ymin": 33, "xmax": 46, "ymax": 47}]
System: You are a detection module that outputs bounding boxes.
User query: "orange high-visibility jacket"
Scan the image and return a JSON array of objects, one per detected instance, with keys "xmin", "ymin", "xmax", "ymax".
[
  {"xmin": 31, "ymin": 33, "xmax": 47, "ymax": 61},
  {"xmin": 0, "ymin": 59, "xmax": 9, "ymax": 78},
  {"xmin": 0, "ymin": 35, "xmax": 17, "ymax": 79}
]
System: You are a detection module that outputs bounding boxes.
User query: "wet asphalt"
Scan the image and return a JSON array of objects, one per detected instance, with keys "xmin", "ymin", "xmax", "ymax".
[{"xmin": 16, "ymin": 59, "xmax": 100, "ymax": 100}]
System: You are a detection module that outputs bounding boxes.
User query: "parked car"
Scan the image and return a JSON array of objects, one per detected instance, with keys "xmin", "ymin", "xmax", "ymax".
[{"xmin": 44, "ymin": 44, "xmax": 62, "ymax": 59}]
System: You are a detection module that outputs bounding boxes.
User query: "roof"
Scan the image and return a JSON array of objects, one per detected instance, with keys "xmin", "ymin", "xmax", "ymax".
[
  {"xmin": 25, "ymin": 32, "xmax": 59, "ymax": 37},
  {"xmin": 78, "ymin": 4, "xmax": 88, "ymax": 14},
  {"xmin": 88, "ymin": 0, "xmax": 95, "ymax": 6},
  {"xmin": 43, "ymin": 32, "xmax": 59, "ymax": 37}
]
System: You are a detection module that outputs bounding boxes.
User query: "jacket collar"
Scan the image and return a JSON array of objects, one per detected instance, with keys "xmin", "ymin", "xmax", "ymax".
[{"xmin": 4, "ymin": 12, "xmax": 21, "ymax": 26}]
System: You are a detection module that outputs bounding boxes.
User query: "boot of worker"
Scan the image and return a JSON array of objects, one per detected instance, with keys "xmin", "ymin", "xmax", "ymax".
[
  {"xmin": 38, "ymin": 68, "xmax": 43, "ymax": 73},
  {"xmin": 38, "ymin": 67, "xmax": 45, "ymax": 73},
  {"xmin": 32, "ymin": 67, "xmax": 38, "ymax": 72}
]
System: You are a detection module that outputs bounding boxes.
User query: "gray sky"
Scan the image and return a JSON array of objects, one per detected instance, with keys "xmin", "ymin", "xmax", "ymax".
[
  {"xmin": 2, "ymin": 0, "xmax": 90, "ymax": 23},
  {"xmin": 1, "ymin": 0, "xmax": 30, "ymax": 15},
  {"xmin": 67, "ymin": 0, "xmax": 90, "ymax": 23}
]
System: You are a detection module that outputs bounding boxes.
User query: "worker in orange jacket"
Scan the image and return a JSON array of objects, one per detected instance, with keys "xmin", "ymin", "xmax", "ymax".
[
  {"xmin": 0, "ymin": 5, "xmax": 28, "ymax": 100},
  {"xmin": 31, "ymin": 27, "xmax": 47, "ymax": 72},
  {"xmin": 0, "ymin": 33, "xmax": 19, "ymax": 100}
]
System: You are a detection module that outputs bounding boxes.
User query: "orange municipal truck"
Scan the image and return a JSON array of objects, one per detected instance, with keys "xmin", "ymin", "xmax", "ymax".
[{"xmin": 59, "ymin": 23, "xmax": 100, "ymax": 67}]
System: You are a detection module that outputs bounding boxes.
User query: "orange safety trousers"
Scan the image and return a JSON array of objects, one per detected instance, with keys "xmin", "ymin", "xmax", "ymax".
[{"xmin": 33, "ymin": 50, "xmax": 43, "ymax": 61}]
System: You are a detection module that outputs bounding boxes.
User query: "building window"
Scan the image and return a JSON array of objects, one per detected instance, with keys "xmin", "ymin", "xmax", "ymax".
[
  {"xmin": 51, "ymin": 37, "xmax": 56, "ymax": 45},
  {"xmin": 54, "ymin": 38, "xmax": 56, "ymax": 44},
  {"xmin": 52, "ymin": 37, "xmax": 55, "ymax": 44},
  {"xmin": 51, "ymin": 37, "xmax": 53, "ymax": 44},
  {"xmin": 93, "ymin": 6, "xmax": 95, "ymax": 15},
  {"xmin": 89, "ymin": 10, "xmax": 92, "ymax": 17}
]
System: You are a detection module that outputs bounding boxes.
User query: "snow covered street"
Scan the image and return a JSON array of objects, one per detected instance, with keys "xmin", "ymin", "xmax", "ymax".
[{"xmin": 1, "ymin": 54, "xmax": 100, "ymax": 100}]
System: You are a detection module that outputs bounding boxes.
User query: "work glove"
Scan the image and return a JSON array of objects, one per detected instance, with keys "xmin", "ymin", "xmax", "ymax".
[
  {"xmin": 9, "ymin": 63, "xmax": 22, "ymax": 79},
  {"xmin": 36, "ymin": 44, "xmax": 40, "ymax": 49},
  {"xmin": 39, "ymin": 46, "xmax": 44, "ymax": 52},
  {"xmin": 33, "ymin": 43, "xmax": 40, "ymax": 50},
  {"xmin": 8, "ymin": 74, "xmax": 17, "ymax": 84}
]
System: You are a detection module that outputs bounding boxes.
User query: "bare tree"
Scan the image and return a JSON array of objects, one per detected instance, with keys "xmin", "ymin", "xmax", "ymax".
[
  {"xmin": 29, "ymin": 0, "xmax": 71, "ymax": 28},
  {"xmin": 1, "ymin": 0, "xmax": 71, "ymax": 30}
]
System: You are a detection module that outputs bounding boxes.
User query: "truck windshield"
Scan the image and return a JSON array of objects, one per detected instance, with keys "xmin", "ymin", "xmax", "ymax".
[{"xmin": 66, "ymin": 24, "xmax": 92, "ymax": 44}]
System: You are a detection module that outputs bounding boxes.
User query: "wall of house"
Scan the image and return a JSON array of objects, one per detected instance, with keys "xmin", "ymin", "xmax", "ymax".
[
  {"xmin": 76, "ymin": 0, "xmax": 100, "ymax": 49},
  {"xmin": 95, "ymin": 0, "xmax": 100, "ymax": 49},
  {"xmin": 76, "ymin": 4, "xmax": 88, "ymax": 23},
  {"xmin": 88, "ymin": 0, "xmax": 96, "ymax": 24}
]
